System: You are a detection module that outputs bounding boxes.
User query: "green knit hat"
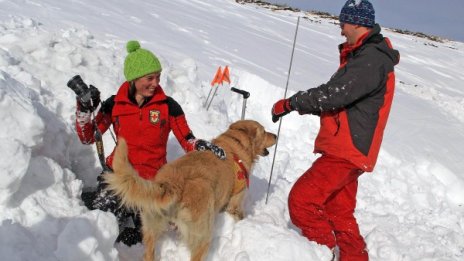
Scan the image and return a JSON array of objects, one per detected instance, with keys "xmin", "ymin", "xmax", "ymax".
[{"xmin": 124, "ymin": 40, "xmax": 162, "ymax": 81}]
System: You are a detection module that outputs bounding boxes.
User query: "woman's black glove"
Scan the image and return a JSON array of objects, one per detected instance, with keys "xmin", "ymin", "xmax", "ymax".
[
  {"xmin": 78, "ymin": 85, "xmax": 101, "ymax": 112},
  {"xmin": 194, "ymin": 139, "xmax": 226, "ymax": 160}
]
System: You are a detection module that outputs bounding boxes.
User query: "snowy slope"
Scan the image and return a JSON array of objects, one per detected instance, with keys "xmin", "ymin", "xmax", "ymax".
[{"xmin": 0, "ymin": 0, "xmax": 463, "ymax": 260}]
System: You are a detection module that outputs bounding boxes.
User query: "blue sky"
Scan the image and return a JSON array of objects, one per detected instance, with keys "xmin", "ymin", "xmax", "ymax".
[{"xmin": 267, "ymin": 0, "xmax": 464, "ymax": 42}]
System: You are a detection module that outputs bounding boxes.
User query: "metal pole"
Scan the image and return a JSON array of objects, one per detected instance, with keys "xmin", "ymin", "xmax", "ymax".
[
  {"xmin": 206, "ymin": 85, "xmax": 220, "ymax": 111},
  {"xmin": 231, "ymin": 87, "xmax": 250, "ymax": 120},
  {"xmin": 266, "ymin": 16, "xmax": 300, "ymax": 204},
  {"xmin": 204, "ymin": 87, "xmax": 214, "ymax": 107},
  {"xmin": 241, "ymin": 98, "xmax": 247, "ymax": 120}
]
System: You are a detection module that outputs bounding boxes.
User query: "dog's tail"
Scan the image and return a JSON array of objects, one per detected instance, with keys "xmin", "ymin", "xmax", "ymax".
[{"xmin": 103, "ymin": 138, "xmax": 178, "ymax": 213}]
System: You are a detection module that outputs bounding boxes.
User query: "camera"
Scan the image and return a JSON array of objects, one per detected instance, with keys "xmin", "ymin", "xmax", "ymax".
[
  {"xmin": 67, "ymin": 75, "xmax": 93, "ymax": 104},
  {"xmin": 67, "ymin": 75, "xmax": 100, "ymax": 111},
  {"xmin": 67, "ymin": 75, "xmax": 88, "ymax": 96}
]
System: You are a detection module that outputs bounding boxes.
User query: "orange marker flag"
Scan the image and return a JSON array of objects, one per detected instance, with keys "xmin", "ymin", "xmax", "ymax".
[
  {"xmin": 211, "ymin": 66, "xmax": 223, "ymax": 87},
  {"xmin": 221, "ymin": 65, "xmax": 231, "ymax": 84}
]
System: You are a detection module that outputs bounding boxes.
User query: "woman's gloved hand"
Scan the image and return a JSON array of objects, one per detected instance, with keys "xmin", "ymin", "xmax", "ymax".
[{"xmin": 194, "ymin": 139, "xmax": 226, "ymax": 160}]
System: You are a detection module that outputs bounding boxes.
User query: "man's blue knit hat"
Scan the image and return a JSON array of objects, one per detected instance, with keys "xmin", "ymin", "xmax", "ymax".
[{"xmin": 339, "ymin": 0, "xmax": 375, "ymax": 28}]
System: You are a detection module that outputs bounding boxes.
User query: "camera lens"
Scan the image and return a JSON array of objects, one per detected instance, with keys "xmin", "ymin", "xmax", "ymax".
[{"xmin": 67, "ymin": 75, "xmax": 88, "ymax": 96}]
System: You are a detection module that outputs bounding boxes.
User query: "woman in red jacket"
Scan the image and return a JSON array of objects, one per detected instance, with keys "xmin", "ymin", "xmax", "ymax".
[{"xmin": 75, "ymin": 40, "xmax": 225, "ymax": 246}]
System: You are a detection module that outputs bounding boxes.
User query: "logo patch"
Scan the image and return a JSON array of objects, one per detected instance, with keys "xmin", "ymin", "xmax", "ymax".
[{"xmin": 149, "ymin": 110, "xmax": 160, "ymax": 124}]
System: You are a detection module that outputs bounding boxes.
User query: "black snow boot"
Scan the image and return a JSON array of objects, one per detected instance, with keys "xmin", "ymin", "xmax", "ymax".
[{"xmin": 116, "ymin": 227, "xmax": 142, "ymax": 246}]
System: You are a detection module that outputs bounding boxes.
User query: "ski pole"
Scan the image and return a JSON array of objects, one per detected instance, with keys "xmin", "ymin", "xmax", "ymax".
[
  {"xmin": 91, "ymin": 101, "xmax": 112, "ymax": 173},
  {"xmin": 265, "ymin": 16, "xmax": 300, "ymax": 204},
  {"xmin": 94, "ymin": 127, "xmax": 111, "ymax": 172},
  {"xmin": 231, "ymin": 87, "xmax": 250, "ymax": 120},
  {"xmin": 98, "ymin": 100, "xmax": 117, "ymax": 144}
]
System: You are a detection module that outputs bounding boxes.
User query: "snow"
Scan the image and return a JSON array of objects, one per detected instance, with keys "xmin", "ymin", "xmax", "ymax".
[{"xmin": 0, "ymin": 0, "xmax": 463, "ymax": 260}]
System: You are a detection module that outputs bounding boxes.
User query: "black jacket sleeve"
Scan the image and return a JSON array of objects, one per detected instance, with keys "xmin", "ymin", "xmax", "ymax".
[
  {"xmin": 100, "ymin": 95, "xmax": 116, "ymax": 116},
  {"xmin": 166, "ymin": 96, "xmax": 196, "ymax": 141},
  {"xmin": 290, "ymin": 47, "xmax": 386, "ymax": 115}
]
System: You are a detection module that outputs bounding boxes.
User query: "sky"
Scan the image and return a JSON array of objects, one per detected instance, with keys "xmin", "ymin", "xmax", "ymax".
[
  {"xmin": 0, "ymin": 0, "xmax": 464, "ymax": 260},
  {"xmin": 266, "ymin": 0, "xmax": 464, "ymax": 42}
]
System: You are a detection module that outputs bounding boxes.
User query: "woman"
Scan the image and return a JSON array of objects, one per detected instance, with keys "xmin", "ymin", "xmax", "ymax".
[{"xmin": 76, "ymin": 40, "xmax": 225, "ymax": 246}]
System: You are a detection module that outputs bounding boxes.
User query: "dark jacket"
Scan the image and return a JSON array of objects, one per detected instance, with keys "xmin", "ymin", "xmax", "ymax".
[
  {"xmin": 290, "ymin": 24, "xmax": 400, "ymax": 172},
  {"xmin": 76, "ymin": 82, "xmax": 196, "ymax": 179}
]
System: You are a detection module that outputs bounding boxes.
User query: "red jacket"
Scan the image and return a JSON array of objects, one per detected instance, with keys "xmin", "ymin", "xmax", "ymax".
[
  {"xmin": 290, "ymin": 24, "xmax": 400, "ymax": 172},
  {"xmin": 76, "ymin": 82, "xmax": 195, "ymax": 179}
]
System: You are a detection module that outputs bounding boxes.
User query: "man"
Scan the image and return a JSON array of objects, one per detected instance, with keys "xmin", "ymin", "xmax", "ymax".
[{"xmin": 271, "ymin": 0, "xmax": 400, "ymax": 260}]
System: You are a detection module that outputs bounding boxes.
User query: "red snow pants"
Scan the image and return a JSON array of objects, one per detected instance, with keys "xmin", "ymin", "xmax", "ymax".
[{"xmin": 288, "ymin": 154, "xmax": 368, "ymax": 261}]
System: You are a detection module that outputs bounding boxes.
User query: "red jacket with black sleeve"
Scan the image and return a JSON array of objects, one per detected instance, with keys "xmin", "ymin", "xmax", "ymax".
[
  {"xmin": 289, "ymin": 24, "xmax": 400, "ymax": 172},
  {"xmin": 75, "ymin": 82, "xmax": 196, "ymax": 179}
]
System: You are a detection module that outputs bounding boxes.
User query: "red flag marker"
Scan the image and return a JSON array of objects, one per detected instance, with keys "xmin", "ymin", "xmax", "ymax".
[{"xmin": 210, "ymin": 66, "xmax": 223, "ymax": 87}]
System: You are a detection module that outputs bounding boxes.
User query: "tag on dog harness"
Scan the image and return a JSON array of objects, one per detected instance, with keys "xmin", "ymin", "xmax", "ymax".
[{"xmin": 232, "ymin": 155, "xmax": 249, "ymax": 195}]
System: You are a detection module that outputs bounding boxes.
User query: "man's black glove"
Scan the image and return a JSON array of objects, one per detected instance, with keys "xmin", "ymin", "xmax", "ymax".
[
  {"xmin": 78, "ymin": 85, "xmax": 101, "ymax": 112},
  {"xmin": 195, "ymin": 139, "xmax": 226, "ymax": 160},
  {"xmin": 271, "ymin": 98, "xmax": 294, "ymax": 123}
]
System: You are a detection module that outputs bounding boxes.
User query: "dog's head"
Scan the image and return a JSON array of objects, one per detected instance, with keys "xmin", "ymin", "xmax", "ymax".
[{"xmin": 228, "ymin": 120, "xmax": 277, "ymax": 157}]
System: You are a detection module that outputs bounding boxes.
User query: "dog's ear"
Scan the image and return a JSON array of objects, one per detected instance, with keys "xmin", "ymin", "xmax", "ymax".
[
  {"xmin": 229, "ymin": 120, "xmax": 245, "ymax": 131},
  {"xmin": 230, "ymin": 120, "xmax": 259, "ymax": 138}
]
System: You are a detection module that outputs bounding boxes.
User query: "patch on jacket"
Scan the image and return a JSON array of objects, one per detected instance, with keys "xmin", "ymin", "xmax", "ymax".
[{"xmin": 149, "ymin": 110, "xmax": 160, "ymax": 124}]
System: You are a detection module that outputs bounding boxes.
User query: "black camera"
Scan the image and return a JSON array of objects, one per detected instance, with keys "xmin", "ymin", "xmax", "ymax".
[
  {"xmin": 67, "ymin": 75, "xmax": 100, "ymax": 111},
  {"xmin": 67, "ymin": 75, "xmax": 88, "ymax": 96},
  {"xmin": 67, "ymin": 75, "xmax": 92, "ymax": 103}
]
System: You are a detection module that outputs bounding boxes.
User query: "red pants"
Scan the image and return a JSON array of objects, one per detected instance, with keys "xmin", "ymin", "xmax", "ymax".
[{"xmin": 288, "ymin": 155, "xmax": 368, "ymax": 261}]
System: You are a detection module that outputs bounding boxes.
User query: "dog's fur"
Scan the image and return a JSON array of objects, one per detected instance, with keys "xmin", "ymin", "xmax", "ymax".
[{"xmin": 104, "ymin": 120, "xmax": 277, "ymax": 261}]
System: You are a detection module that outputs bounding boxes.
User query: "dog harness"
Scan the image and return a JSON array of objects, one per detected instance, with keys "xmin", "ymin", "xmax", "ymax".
[{"xmin": 232, "ymin": 154, "xmax": 249, "ymax": 195}]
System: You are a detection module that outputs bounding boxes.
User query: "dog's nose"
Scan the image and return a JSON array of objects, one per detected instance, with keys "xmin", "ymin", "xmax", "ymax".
[{"xmin": 263, "ymin": 148, "xmax": 270, "ymax": 156}]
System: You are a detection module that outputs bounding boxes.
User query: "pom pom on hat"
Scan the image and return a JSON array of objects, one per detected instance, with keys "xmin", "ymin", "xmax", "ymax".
[
  {"xmin": 339, "ymin": 0, "xmax": 375, "ymax": 28},
  {"xmin": 126, "ymin": 40, "xmax": 141, "ymax": 53},
  {"xmin": 124, "ymin": 40, "xmax": 162, "ymax": 81}
]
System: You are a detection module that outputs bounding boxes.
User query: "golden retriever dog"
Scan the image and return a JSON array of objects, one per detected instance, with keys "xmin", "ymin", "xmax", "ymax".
[{"xmin": 104, "ymin": 120, "xmax": 277, "ymax": 261}]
